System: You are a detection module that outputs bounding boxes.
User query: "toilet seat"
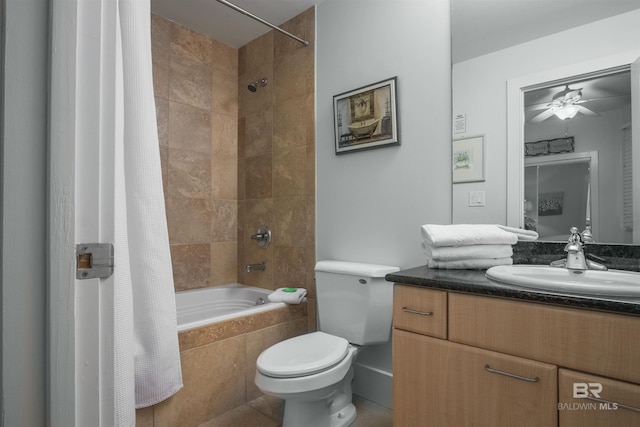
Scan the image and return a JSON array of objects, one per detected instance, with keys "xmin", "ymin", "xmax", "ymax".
[{"xmin": 257, "ymin": 331, "xmax": 349, "ymax": 378}]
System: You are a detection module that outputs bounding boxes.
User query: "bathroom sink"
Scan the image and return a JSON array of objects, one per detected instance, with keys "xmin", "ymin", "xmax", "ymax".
[{"xmin": 485, "ymin": 265, "xmax": 640, "ymax": 297}]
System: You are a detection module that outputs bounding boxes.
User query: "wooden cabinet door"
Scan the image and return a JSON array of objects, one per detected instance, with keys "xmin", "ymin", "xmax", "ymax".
[
  {"xmin": 393, "ymin": 329, "xmax": 558, "ymax": 427},
  {"xmin": 559, "ymin": 369, "xmax": 640, "ymax": 427}
]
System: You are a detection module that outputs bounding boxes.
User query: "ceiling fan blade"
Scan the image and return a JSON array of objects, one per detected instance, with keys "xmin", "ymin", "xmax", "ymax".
[
  {"xmin": 525, "ymin": 102, "xmax": 553, "ymax": 112},
  {"xmin": 529, "ymin": 109, "xmax": 555, "ymax": 123},
  {"xmin": 576, "ymin": 105, "xmax": 599, "ymax": 117}
]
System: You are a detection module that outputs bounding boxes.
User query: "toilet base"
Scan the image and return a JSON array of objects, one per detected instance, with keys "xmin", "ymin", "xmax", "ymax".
[{"xmin": 282, "ymin": 399, "xmax": 356, "ymax": 427}]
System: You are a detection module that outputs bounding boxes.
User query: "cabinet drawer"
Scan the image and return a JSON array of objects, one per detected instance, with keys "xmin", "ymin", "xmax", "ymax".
[
  {"xmin": 393, "ymin": 284, "xmax": 447, "ymax": 338},
  {"xmin": 449, "ymin": 293, "xmax": 640, "ymax": 384},
  {"xmin": 559, "ymin": 369, "xmax": 640, "ymax": 426},
  {"xmin": 393, "ymin": 329, "xmax": 557, "ymax": 427}
]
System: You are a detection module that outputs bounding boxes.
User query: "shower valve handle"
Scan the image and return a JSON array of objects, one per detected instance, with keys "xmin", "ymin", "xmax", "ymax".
[{"xmin": 250, "ymin": 225, "xmax": 271, "ymax": 249}]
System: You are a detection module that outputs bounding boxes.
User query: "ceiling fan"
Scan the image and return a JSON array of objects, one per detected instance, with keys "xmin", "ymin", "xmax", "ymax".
[{"xmin": 528, "ymin": 85, "xmax": 599, "ymax": 123}]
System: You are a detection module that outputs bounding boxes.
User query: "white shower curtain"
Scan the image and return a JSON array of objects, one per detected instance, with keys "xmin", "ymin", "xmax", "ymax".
[{"xmin": 113, "ymin": 0, "xmax": 183, "ymax": 425}]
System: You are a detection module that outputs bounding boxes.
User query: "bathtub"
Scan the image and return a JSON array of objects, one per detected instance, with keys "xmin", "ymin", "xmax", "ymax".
[{"xmin": 175, "ymin": 283, "xmax": 285, "ymax": 332}]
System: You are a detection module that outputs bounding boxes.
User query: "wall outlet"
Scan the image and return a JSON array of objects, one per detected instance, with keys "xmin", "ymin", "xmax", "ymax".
[{"xmin": 469, "ymin": 191, "xmax": 485, "ymax": 207}]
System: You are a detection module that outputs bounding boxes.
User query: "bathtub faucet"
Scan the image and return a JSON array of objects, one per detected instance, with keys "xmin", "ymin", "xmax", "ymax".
[{"xmin": 246, "ymin": 262, "xmax": 266, "ymax": 273}]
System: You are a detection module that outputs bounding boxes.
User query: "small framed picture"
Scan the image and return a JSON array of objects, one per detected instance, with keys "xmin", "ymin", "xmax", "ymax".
[
  {"xmin": 333, "ymin": 77, "xmax": 399, "ymax": 154},
  {"xmin": 452, "ymin": 135, "xmax": 485, "ymax": 183}
]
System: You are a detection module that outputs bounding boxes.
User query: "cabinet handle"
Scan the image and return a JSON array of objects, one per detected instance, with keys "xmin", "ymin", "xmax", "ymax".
[
  {"xmin": 585, "ymin": 396, "xmax": 640, "ymax": 413},
  {"xmin": 484, "ymin": 365, "xmax": 539, "ymax": 383},
  {"xmin": 402, "ymin": 306, "xmax": 433, "ymax": 316}
]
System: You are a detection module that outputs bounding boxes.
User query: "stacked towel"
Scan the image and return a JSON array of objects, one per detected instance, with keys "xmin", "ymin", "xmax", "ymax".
[
  {"xmin": 421, "ymin": 224, "xmax": 529, "ymax": 270},
  {"xmin": 268, "ymin": 287, "xmax": 307, "ymax": 304}
]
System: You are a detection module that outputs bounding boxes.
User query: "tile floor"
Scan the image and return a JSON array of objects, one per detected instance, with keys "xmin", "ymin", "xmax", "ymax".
[{"xmin": 198, "ymin": 395, "xmax": 393, "ymax": 427}]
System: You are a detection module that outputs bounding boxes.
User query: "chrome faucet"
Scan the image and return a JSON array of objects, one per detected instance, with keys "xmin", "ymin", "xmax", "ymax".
[
  {"xmin": 550, "ymin": 227, "xmax": 607, "ymax": 271},
  {"xmin": 246, "ymin": 262, "xmax": 266, "ymax": 273}
]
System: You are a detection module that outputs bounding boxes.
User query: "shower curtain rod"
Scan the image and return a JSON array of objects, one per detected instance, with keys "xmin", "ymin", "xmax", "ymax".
[{"xmin": 215, "ymin": 0, "xmax": 310, "ymax": 46}]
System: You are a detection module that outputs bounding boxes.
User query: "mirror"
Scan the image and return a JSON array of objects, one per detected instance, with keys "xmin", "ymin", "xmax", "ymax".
[
  {"xmin": 522, "ymin": 71, "xmax": 630, "ymax": 243},
  {"xmin": 451, "ymin": 0, "xmax": 640, "ymax": 244}
]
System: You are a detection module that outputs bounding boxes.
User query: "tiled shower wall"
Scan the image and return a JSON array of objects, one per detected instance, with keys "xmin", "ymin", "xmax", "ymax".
[
  {"xmin": 237, "ymin": 9, "xmax": 317, "ymax": 304},
  {"xmin": 151, "ymin": 10, "xmax": 316, "ymax": 305},
  {"xmin": 152, "ymin": 14, "xmax": 239, "ymax": 290}
]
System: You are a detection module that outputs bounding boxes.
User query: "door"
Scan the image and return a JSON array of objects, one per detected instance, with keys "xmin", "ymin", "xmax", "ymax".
[{"xmin": 49, "ymin": 0, "xmax": 119, "ymax": 425}]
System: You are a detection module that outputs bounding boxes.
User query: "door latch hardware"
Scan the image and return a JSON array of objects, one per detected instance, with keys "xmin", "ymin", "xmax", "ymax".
[{"xmin": 76, "ymin": 243, "xmax": 114, "ymax": 279}]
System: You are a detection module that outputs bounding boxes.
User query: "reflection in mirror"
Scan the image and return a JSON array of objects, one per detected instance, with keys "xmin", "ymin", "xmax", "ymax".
[
  {"xmin": 524, "ymin": 153, "xmax": 596, "ymax": 242},
  {"xmin": 523, "ymin": 70, "xmax": 631, "ymax": 243},
  {"xmin": 451, "ymin": 0, "xmax": 640, "ymax": 245}
]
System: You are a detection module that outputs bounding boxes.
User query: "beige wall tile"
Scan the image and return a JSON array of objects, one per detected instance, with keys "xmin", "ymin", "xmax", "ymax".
[
  {"xmin": 245, "ymin": 154, "xmax": 272, "ymax": 199},
  {"xmin": 210, "ymin": 200, "xmax": 237, "ymax": 242},
  {"xmin": 212, "ymin": 69, "xmax": 238, "ymax": 117},
  {"xmin": 151, "ymin": 15, "xmax": 171, "ymax": 99},
  {"xmin": 170, "ymin": 23, "xmax": 213, "ymax": 65},
  {"xmin": 210, "ymin": 156, "xmax": 237, "ymax": 200},
  {"xmin": 171, "ymin": 244, "xmax": 211, "ymax": 291},
  {"xmin": 272, "ymin": 196, "xmax": 307, "ymax": 247},
  {"xmin": 211, "ymin": 113, "xmax": 238, "ymax": 159},
  {"xmin": 274, "ymin": 49, "xmax": 313, "ymax": 105},
  {"xmin": 179, "ymin": 317, "xmax": 246, "ymax": 352},
  {"xmin": 170, "ymin": 46, "xmax": 213, "ymax": 110},
  {"xmin": 155, "ymin": 97, "xmax": 169, "ymax": 147},
  {"xmin": 153, "ymin": 336, "xmax": 246, "ymax": 427},
  {"xmin": 210, "ymin": 242, "xmax": 238, "ymax": 285},
  {"xmin": 273, "ymin": 246, "xmax": 307, "ymax": 289},
  {"xmin": 168, "ymin": 101, "xmax": 211, "ymax": 153},
  {"xmin": 168, "ymin": 148, "xmax": 211, "ymax": 199},
  {"xmin": 273, "ymin": 94, "xmax": 311, "ymax": 151},
  {"xmin": 272, "ymin": 146, "xmax": 306, "ymax": 198},
  {"xmin": 211, "ymin": 39, "xmax": 238, "ymax": 74},
  {"xmin": 135, "ymin": 406, "xmax": 155, "ymax": 427},
  {"xmin": 242, "ymin": 243, "xmax": 273, "ymax": 289},
  {"xmin": 244, "ymin": 109, "xmax": 273, "ymax": 158},
  {"xmin": 166, "ymin": 197, "xmax": 211, "ymax": 244}
]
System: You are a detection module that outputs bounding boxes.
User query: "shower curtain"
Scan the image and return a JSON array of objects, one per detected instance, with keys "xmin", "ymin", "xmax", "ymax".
[{"xmin": 113, "ymin": 0, "xmax": 183, "ymax": 425}]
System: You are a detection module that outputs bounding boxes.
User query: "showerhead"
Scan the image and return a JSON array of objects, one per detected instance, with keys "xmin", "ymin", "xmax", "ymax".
[{"xmin": 248, "ymin": 78, "xmax": 268, "ymax": 92}]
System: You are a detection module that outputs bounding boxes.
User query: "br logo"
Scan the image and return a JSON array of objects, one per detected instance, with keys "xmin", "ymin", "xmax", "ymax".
[{"xmin": 573, "ymin": 382, "xmax": 602, "ymax": 399}]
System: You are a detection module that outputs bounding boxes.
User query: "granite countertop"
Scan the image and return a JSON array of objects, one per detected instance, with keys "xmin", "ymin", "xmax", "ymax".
[{"xmin": 386, "ymin": 265, "xmax": 640, "ymax": 316}]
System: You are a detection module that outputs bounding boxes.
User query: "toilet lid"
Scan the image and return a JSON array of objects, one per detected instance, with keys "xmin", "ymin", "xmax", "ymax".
[{"xmin": 257, "ymin": 331, "xmax": 350, "ymax": 378}]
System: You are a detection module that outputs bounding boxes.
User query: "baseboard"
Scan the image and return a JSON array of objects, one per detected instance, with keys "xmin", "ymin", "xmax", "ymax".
[{"xmin": 352, "ymin": 362, "xmax": 392, "ymax": 409}]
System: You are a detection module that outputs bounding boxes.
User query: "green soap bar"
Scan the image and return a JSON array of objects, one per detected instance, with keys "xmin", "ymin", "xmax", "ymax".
[{"xmin": 282, "ymin": 287, "xmax": 297, "ymax": 293}]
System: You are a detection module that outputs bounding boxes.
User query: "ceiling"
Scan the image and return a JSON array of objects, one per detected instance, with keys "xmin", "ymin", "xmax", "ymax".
[
  {"xmin": 150, "ymin": 0, "xmax": 325, "ymax": 48},
  {"xmin": 151, "ymin": 0, "xmax": 640, "ymax": 56},
  {"xmin": 452, "ymin": 0, "xmax": 640, "ymax": 63}
]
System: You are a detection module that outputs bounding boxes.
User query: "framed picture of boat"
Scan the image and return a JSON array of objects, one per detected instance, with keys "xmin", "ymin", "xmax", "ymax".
[{"xmin": 333, "ymin": 77, "xmax": 399, "ymax": 154}]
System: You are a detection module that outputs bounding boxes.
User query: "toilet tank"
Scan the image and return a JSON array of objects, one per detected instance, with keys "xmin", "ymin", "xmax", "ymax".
[{"xmin": 315, "ymin": 260, "xmax": 399, "ymax": 345}]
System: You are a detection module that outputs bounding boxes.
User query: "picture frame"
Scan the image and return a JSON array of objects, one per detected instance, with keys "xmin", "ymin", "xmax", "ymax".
[
  {"xmin": 452, "ymin": 135, "xmax": 485, "ymax": 183},
  {"xmin": 333, "ymin": 77, "xmax": 399, "ymax": 154}
]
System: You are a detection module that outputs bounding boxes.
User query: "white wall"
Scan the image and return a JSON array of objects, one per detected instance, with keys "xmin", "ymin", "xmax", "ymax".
[
  {"xmin": 316, "ymin": 0, "xmax": 452, "ymax": 270},
  {"xmin": 1, "ymin": 0, "xmax": 49, "ymax": 425},
  {"xmin": 452, "ymin": 9, "xmax": 640, "ymax": 225},
  {"xmin": 316, "ymin": 0, "xmax": 451, "ymax": 408}
]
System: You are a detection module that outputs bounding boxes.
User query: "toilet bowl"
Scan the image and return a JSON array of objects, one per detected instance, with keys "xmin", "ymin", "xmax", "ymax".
[
  {"xmin": 255, "ymin": 332, "xmax": 360, "ymax": 427},
  {"xmin": 254, "ymin": 260, "xmax": 399, "ymax": 427}
]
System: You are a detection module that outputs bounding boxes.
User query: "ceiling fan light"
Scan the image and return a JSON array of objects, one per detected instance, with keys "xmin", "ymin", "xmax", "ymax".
[{"xmin": 554, "ymin": 105, "xmax": 578, "ymax": 120}]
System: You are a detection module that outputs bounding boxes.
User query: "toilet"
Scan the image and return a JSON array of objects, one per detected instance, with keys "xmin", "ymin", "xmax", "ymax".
[{"xmin": 255, "ymin": 260, "xmax": 399, "ymax": 427}]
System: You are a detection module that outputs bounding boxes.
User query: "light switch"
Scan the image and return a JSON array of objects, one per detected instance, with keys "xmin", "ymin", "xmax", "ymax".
[{"xmin": 469, "ymin": 191, "xmax": 485, "ymax": 207}]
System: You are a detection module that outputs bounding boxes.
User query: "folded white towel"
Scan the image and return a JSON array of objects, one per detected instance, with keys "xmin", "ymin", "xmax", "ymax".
[
  {"xmin": 496, "ymin": 225, "xmax": 539, "ymax": 241},
  {"xmin": 268, "ymin": 287, "xmax": 307, "ymax": 304},
  {"xmin": 426, "ymin": 257, "xmax": 513, "ymax": 270},
  {"xmin": 422, "ymin": 241, "xmax": 513, "ymax": 261},
  {"xmin": 421, "ymin": 224, "xmax": 518, "ymax": 247}
]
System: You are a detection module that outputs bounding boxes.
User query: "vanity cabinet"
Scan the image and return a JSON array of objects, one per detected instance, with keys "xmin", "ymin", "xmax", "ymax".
[{"xmin": 392, "ymin": 284, "xmax": 640, "ymax": 427}]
